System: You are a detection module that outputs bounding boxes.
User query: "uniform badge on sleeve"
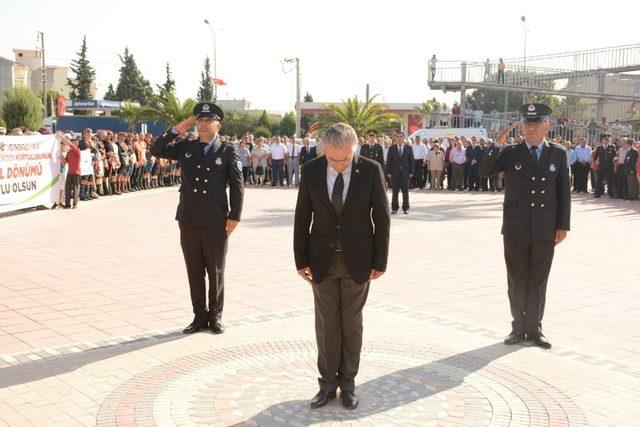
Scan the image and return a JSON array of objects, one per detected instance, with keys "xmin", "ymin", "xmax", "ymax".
[
  {"xmin": 237, "ymin": 160, "xmax": 243, "ymax": 170},
  {"xmin": 515, "ymin": 161, "xmax": 523, "ymax": 171},
  {"xmin": 215, "ymin": 158, "xmax": 222, "ymax": 165},
  {"xmin": 549, "ymin": 163, "xmax": 556, "ymax": 172},
  {"xmin": 185, "ymin": 152, "xmax": 192, "ymax": 158}
]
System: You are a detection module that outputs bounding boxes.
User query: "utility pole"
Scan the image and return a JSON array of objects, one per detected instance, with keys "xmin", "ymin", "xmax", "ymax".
[
  {"xmin": 204, "ymin": 19, "xmax": 218, "ymax": 102},
  {"xmin": 38, "ymin": 31, "xmax": 47, "ymax": 115},
  {"xmin": 283, "ymin": 57, "xmax": 301, "ymax": 137}
]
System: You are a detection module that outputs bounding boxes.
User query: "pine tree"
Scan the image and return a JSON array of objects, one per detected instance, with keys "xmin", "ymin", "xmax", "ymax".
[
  {"xmin": 67, "ymin": 35, "xmax": 95, "ymax": 100},
  {"xmin": 156, "ymin": 62, "xmax": 176, "ymax": 101},
  {"xmin": 303, "ymin": 92, "xmax": 313, "ymax": 102},
  {"xmin": 115, "ymin": 47, "xmax": 154, "ymax": 105},
  {"xmin": 257, "ymin": 110, "xmax": 270, "ymax": 129},
  {"xmin": 197, "ymin": 57, "xmax": 214, "ymax": 101},
  {"xmin": 104, "ymin": 84, "xmax": 117, "ymax": 100}
]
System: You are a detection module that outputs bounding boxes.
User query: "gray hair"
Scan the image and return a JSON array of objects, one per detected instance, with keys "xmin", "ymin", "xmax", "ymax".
[{"xmin": 323, "ymin": 123, "xmax": 358, "ymax": 149}]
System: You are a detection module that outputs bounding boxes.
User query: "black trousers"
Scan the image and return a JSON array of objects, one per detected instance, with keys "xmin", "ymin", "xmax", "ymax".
[
  {"xmin": 412, "ymin": 160, "xmax": 425, "ymax": 188},
  {"xmin": 467, "ymin": 164, "xmax": 480, "ymax": 190},
  {"xmin": 614, "ymin": 167, "xmax": 627, "ymax": 198},
  {"xmin": 574, "ymin": 163, "xmax": 589, "ymax": 192},
  {"xmin": 503, "ymin": 237, "xmax": 555, "ymax": 335},
  {"xmin": 179, "ymin": 221, "xmax": 228, "ymax": 319},
  {"xmin": 626, "ymin": 173, "xmax": 639, "ymax": 200},
  {"xmin": 596, "ymin": 169, "xmax": 615, "ymax": 196},
  {"xmin": 391, "ymin": 176, "xmax": 410, "ymax": 212},
  {"xmin": 313, "ymin": 253, "xmax": 370, "ymax": 393},
  {"xmin": 64, "ymin": 174, "xmax": 80, "ymax": 207}
]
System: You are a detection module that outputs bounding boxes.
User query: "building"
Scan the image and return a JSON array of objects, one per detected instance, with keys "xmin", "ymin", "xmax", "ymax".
[
  {"xmin": 301, "ymin": 102, "xmax": 426, "ymax": 134},
  {"xmin": 0, "ymin": 56, "xmax": 14, "ymax": 107},
  {"xmin": 216, "ymin": 99, "xmax": 251, "ymax": 112}
]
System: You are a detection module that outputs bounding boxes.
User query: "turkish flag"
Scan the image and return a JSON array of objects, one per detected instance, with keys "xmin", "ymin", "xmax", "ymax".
[{"xmin": 212, "ymin": 78, "xmax": 226, "ymax": 86}]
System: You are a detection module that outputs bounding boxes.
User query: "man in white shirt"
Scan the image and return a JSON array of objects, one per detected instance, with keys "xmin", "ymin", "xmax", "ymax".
[
  {"xmin": 286, "ymin": 136, "xmax": 302, "ymax": 187},
  {"xmin": 269, "ymin": 138, "xmax": 287, "ymax": 186},
  {"xmin": 411, "ymin": 136, "xmax": 428, "ymax": 189},
  {"xmin": 574, "ymin": 137, "xmax": 592, "ymax": 193}
]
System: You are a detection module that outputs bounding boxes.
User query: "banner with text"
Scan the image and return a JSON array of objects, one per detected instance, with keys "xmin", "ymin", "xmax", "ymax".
[{"xmin": 0, "ymin": 135, "xmax": 62, "ymax": 214}]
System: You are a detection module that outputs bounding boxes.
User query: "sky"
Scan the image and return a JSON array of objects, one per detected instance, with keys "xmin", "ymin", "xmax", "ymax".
[{"xmin": 1, "ymin": 0, "xmax": 639, "ymax": 114}]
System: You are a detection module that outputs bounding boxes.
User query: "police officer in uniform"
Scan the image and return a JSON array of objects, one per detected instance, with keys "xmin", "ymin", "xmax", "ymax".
[
  {"xmin": 151, "ymin": 102, "xmax": 244, "ymax": 335},
  {"xmin": 480, "ymin": 103, "xmax": 571, "ymax": 349},
  {"xmin": 360, "ymin": 130, "xmax": 385, "ymax": 169},
  {"xmin": 593, "ymin": 133, "xmax": 617, "ymax": 198}
]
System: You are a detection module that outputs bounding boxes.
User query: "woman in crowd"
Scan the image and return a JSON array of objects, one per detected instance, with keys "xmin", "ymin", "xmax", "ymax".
[
  {"xmin": 251, "ymin": 138, "xmax": 269, "ymax": 185},
  {"xmin": 427, "ymin": 143, "xmax": 445, "ymax": 189}
]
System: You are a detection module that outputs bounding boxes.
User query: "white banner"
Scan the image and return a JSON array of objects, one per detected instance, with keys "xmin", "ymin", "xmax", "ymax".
[
  {"xmin": 79, "ymin": 149, "xmax": 93, "ymax": 176},
  {"xmin": 0, "ymin": 135, "xmax": 62, "ymax": 214}
]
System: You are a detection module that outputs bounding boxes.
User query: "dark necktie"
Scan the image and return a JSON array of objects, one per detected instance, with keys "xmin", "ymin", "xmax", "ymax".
[
  {"xmin": 331, "ymin": 172, "xmax": 344, "ymax": 216},
  {"xmin": 399, "ymin": 145, "xmax": 403, "ymax": 157},
  {"xmin": 530, "ymin": 145, "xmax": 538, "ymax": 166}
]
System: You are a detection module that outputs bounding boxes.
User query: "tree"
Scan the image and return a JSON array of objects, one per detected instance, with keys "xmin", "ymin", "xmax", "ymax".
[
  {"xmin": 257, "ymin": 110, "xmax": 271, "ymax": 129},
  {"xmin": 146, "ymin": 92, "xmax": 196, "ymax": 128},
  {"xmin": 67, "ymin": 35, "xmax": 95, "ymax": 101},
  {"xmin": 116, "ymin": 102, "xmax": 154, "ymax": 132},
  {"xmin": 413, "ymin": 98, "xmax": 441, "ymax": 126},
  {"xmin": 156, "ymin": 63, "xmax": 176, "ymax": 101},
  {"xmin": 303, "ymin": 92, "xmax": 313, "ymax": 102},
  {"xmin": 104, "ymin": 83, "xmax": 117, "ymax": 100},
  {"xmin": 197, "ymin": 57, "xmax": 214, "ymax": 101},
  {"xmin": 0, "ymin": 88, "xmax": 44, "ymax": 130},
  {"xmin": 314, "ymin": 95, "xmax": 401, "ymax": 136},
  {"xmin": 466, "ymin": 88, "xmax": 523, "ymax": 113},
  {"xmin": 115, "ymin": 47, "xmax": 154, "ymax": 105},
  {"xmin": 254, "ymin": 126, "xmax": 271, "ymax": 138},
  {"xmin": 279, "ymin": 112, "xmax": 297, "ymax": 137}
]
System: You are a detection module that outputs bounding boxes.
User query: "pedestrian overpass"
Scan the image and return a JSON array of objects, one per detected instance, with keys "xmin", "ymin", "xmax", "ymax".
[{"xmin": 429, "ymin": 43, "xmax": 640, "ymax": 120}]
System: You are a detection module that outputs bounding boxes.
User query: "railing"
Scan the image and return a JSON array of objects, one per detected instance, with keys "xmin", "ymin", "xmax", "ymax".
[
  {"xmin": 420, "ymin": 113, "xmax": 640, "ymax": 143},
  {"xmin": 430, "ymin": 61, "xmax": 640, "ymax": 99}
]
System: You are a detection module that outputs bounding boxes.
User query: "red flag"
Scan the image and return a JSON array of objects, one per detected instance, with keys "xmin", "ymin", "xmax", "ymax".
[{"xmin": 211, "ymin": 78, "xmax": 226, "ymax": 86}]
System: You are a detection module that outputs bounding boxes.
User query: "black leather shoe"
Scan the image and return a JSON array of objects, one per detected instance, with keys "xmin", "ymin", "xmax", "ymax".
[
  {"xmin": 310, "ymin": 390, "xmax": 336, "ymax": 409},
  {"xmin": 403, "ymin": 210, "xmax": 409, "ymax": 215},
  {"xmin": 183, "ymin": 315, "xmax": 208, "ymax": 334},
  {"xmin": 391, "ymin": 210, "xmax": 398, "ymax": 214},
  {"xmin": 340, "ymin": 391, "xmax": 359, "ymax": 410},
  {"xmin": 530, "ymin": 333, "xmax": 552, "ymax": 349},
  {"xmin": 210, "ymin": 319, "xmax": 225, "ymax": 334},
  {"xmin": 504, "ymin": 330, "xmax": 525, "ymax": 345}
]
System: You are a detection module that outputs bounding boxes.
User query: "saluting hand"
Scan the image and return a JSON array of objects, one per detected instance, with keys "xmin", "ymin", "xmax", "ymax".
[
  {"xmin": 298, "ymin": 267, "xmax": 313, "ymax": 285},
  {"xmin": 226, "ymin": 219, "xmax": 239, "ymax": 237},
  {"xmin": 175, "ymin": 116, "xmax": 196, "ymax": 134},
  {"xmin": 497, "ymin": 122, "xmax": 518, "ymax": 146}
]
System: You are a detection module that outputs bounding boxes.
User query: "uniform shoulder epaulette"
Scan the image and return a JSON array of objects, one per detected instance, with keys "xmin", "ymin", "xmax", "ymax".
[{"xmin": 549, "ymin": 141, "xmax": 566, "ymax": 151}]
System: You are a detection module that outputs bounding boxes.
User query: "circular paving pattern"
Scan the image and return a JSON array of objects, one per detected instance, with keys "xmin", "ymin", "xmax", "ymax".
[{"xmin": 97, "ymin": 340, "xmax": 586, "ymax": 426}]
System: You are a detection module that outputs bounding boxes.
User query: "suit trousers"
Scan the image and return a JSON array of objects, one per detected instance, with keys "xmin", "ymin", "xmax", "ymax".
[
  {"xmin": 596, "ymin": 168, "xmax": 615, "ymax": 196},
  {"xmin": 412, "ymin": 160, "xmax": 424, "ymax": 188},
  {"xmin": 313, "ymin": 252, "xmax": 370, "ymax": 393},
  {"xmin": 574, "ymin": 163, "xmax": 589, "ymax": 192},
  {"xmin": 503, "ymin": 237, "xmax": 555, "ymax": 335},
  {"xmin": 179, "ymin": 221, "xmax": 228, "ymax": 320},
  {"xmin": 614, "ymin": 166, "xmax": 627, "ymax": 198},
  {"xmin": 626, "ymin": 173, "xmax": 639, "ymax": 200},
  {"xmin": 271, "ymin": 159, "xmax": 285, "ymax": 186},
  {"xmin": 451, "ymin": 163, "xmax": 465, "ymax": 189},
  {"xmin": 391, "ymin": 176, "xmax": 410, "ymax": 212}
]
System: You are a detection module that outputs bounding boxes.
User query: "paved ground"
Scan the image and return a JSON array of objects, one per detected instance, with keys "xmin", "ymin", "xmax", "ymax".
[{"xmin": 0, "ymin": 185, "xmax": 639, "ymax": 426}]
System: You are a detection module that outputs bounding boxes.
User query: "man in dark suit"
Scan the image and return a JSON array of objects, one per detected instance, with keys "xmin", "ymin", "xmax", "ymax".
[
  {"xmin": 300, "ymin": 137, "xmax": 317, "ymax": 166},
  {"xmin": 480, "ymin": 103, "xmax": 571, "ymax": 350},
  {"xmin": 294, "ymin": 123, "xmax": 390, "ymax": 410},
  {"xmin": 466, "ymin": 136, "xmax": 483, "ymax": 190},
  {"xmin": 360, "ymin": 130, "xmax": 385, "ymax": 170},
  {"xmin": 385, "ymin": 131, "xmax": 415, "ymax": 214},
  {"xmin": 593, "ymin": 133, "xmax": 616, "ymax": 198},
  {"xmin": 151, "ymin": 102, "xmax": 244, "ymax": 335},
  {"xmin": 622, "ymin": 138, "xmax": 638, "ymax": 200}
]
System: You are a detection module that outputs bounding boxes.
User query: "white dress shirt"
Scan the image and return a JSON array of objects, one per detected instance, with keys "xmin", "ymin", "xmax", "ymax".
[
  {"xmin": 270, "ymin": 143, "xmax": 287, "ymax": 160},
  {"xmin": 286, "ymin": 142, "xmax": 302, "ymax": 158},
  {"xmin": 327, "ymin": 162, "xmax": 352, "ymax": 203},
  {"xmin": 411, "ymin": 142, "xmax": 428, "ymax": 160}
]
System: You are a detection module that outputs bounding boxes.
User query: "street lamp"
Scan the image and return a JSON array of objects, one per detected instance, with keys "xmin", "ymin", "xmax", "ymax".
[
  {"xmin": 521, "ymin": 15, "xmax": 527, "ymax": 103},
  {"xmin": 204, "ymin": 19, "xmax": 217, "ymax": 101},
  {"xmin": 283, "ymin": 57, "xmax": 301, "ymax": 137}
]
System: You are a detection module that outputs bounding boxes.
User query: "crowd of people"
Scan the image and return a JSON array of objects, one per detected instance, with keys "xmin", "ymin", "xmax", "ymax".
[{"xmin": 2, "ymin": 123, "xmax": 639, "ymax": 211}]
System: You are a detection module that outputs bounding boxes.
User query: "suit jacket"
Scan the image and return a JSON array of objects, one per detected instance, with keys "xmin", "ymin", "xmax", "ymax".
[
  {"xmin": 479, "ymin": 140, "xmax": 571, "ymax": 242},
  {"xmin": 294, "ymin": 155, "xmax": 390, "ymax": 284},
  {"xmin": 150, "ymin": 128, "xmax": 244, "ymax": 227},
  {"xmin": 385, "ymin": 143, "xmax": 415, "ymax": 178},
  {"xmin": 360, "ymin": 143, "xmax": 385, "ymax": 169},
  {"xmin": 623, "ymin": 147, "xmax": 638, "ymax": 176},
  {"xmin": 465, "ymin": 144, "xmax": 483, "ymax": 165},
  {"xmin": 594, "ymin": 144, "xmax": 617, "ymax": 172},
  {"xmin": 300, "ymin": 145, "xmax": 317, "ymax": 165}
]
